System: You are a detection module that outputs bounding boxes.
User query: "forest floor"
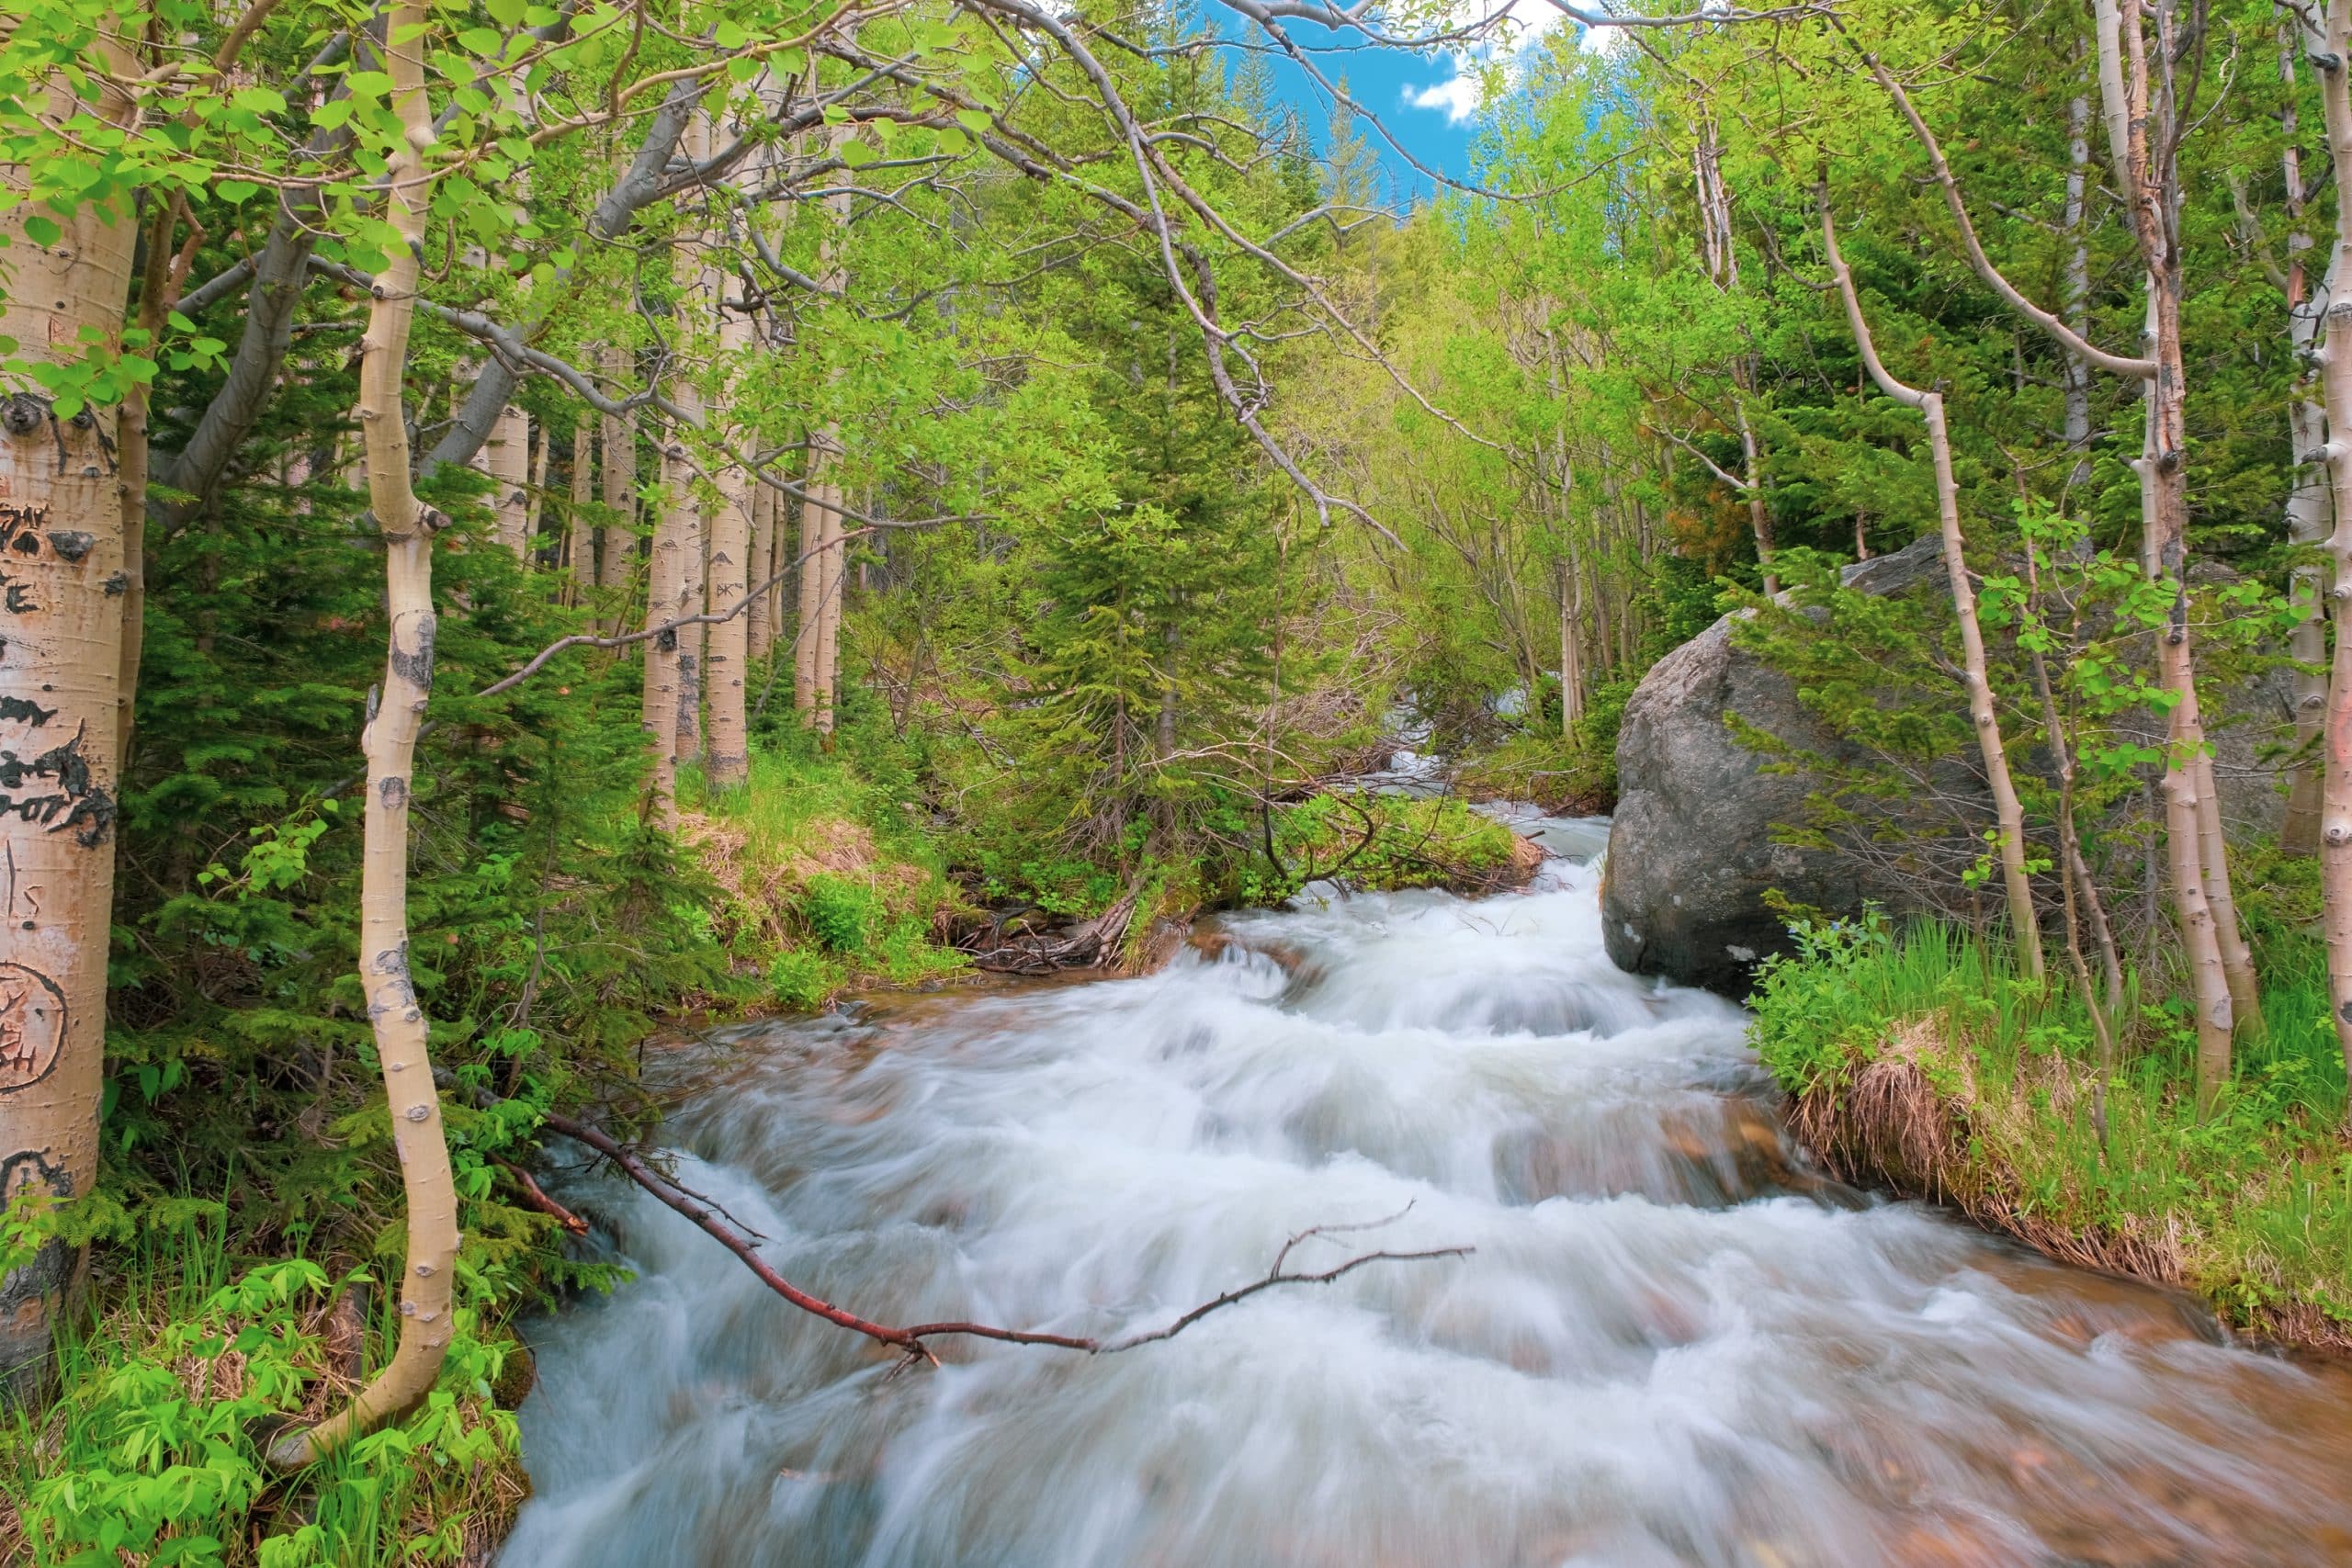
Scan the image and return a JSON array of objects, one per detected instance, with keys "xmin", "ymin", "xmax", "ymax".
[{"xmin": 1750, "ymin": 909, "xmax": 2352, "ymax": 1359}]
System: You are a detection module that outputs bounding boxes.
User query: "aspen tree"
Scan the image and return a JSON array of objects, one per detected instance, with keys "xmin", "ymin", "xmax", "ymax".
[
  {"xmin": 598, "ymin": 342, "xmax": 636, "ymax": 601},
  {"xmin": 269, "ymin": 0, "xmax": 458, "ymax": 1462},
  {"xmin": 1821, "ymin": 195, "xmax": 2045, "ymax": 978},
  {"xmin": 0, "ymin": 25, "xmax": 137, "ymax": 1404},
  {"xmin": 2307, "ymin": 0, "xmax": 2352, "ymax": 1103},
  {"xmin": 565, "ymin": 420, "xmax": 594, "ymax": 607},
  {"xmin": 746, "ymin": 469, "xmax": 775, "ymax": 666}
]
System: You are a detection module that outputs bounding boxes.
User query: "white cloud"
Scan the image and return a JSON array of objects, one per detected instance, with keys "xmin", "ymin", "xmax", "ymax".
[
  {"xmin": 1406, "ymin": 70, "xmax": 1484, "ymax": 125},
  {"xmin": 1399, "ymin": 0, "xmax": 1584, "ymax": 124}
]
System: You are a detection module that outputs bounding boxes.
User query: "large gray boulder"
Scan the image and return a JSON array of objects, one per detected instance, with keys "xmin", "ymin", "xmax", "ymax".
[{"xmin": 1600, "ymin": 535, "xmax": 2291, "ymax": 998}]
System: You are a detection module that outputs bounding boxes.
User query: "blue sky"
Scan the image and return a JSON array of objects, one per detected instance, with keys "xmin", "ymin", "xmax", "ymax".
[{"xmin": 1245, "ymin": 22, "xmax": 1486, "ymax": 204}]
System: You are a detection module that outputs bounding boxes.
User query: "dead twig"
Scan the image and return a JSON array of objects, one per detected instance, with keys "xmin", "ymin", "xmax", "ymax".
[{"xmin": 536, "ymin": 1110, "xmax": 1470, "ymax": 1368}]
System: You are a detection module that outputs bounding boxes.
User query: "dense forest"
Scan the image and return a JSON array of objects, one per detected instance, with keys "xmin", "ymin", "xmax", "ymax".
[{"xmin": 4, "ymin": 0, "xmax": 2352, "ymax": 1559}]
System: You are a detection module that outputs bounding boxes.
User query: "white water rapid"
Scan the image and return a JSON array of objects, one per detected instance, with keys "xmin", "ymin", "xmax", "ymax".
[{"xmin": 503, "ymin": 821, "xmax": 2352, "ymax": 1567}]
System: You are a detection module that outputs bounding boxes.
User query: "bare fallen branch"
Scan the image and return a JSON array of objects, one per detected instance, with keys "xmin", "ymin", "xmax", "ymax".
[{"xmin": 537, "ymin": 1109, "xmax": 1470, "ymax": 1369}]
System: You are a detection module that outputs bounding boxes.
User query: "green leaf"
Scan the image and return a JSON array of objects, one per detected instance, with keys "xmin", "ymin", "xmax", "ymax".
[
  {"xmin": 956, "ymin": 108, "xmax": 992, "ymax": 134},
  {"xmin": 20, "ymin": 214, "xmax": 59, "ymax": 245},
  {"xmin": 839, "ymin": 139, "xmax": 875, "ymax": 167},
  {"xmin": 215, "ymin": 179, "xmax": 257, "ymax": 203},
  {"xmin": 713, "ymin": 17, "xmax": 749, "ymax": 48},
  {"xmin": 232, "ymin": 85, "xmax": 288, "ymax": 115}
]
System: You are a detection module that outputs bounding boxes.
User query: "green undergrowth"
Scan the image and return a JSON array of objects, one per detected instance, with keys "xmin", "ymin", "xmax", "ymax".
[
  {"xmin": 0, "ymin": 1213, "xmax": 535, "ymax": 1567},
  {"xmin": 1752, "ymin": 910, "xmax": 2352, "ymax": 1346},
  {"xmin": 680, "ymin": 725, "xmax": 973, "ymax": 1012},
  {"xmin": 1452, "ymin": 733, "xmax": 1615, "ymax": 814},
  {"xmin": 1237, "ymin": 793, "xmax": 1527, "ymax": 906}
]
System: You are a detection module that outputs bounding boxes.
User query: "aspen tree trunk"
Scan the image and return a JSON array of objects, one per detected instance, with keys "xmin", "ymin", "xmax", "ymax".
[
  {"xmin": 794, "ymin": 472, "xmax": 823, "ymax": 719},
  {"xmin": 746, "ymin": 477, "xmax": 774, "ymax": 665},
  {"xmin": 706, "ymin": 281, "xmax": 753, "ymax": 789},
  {"xmin": 2063, "ymin": 85, "xmax": 2094, "ymax": 499},
  {"xmin": 2095, "ymin": 0, "xmax": 2250, "ymax": 1092},
  {"xmin": 598, "ymin": 344, "xmax": 636, "ymax": 600},
  {"xmin": 117, "ymin": 197, "xmax": 184, "ymax": 766},
  {"xmin": 1695, "ymin": 124, "xmax": 1775, "ymax": 595},
  {"xmin": 675, "ymin": 497, "xmax": 706, "ymax": 765},
  {"xmin": 815, "ymin": 478, "xmax": 843, "ymax": 738},
  {"xmin": 0, "ymin": 35, "xmax": 138, "ymax": 1405},
  {"xmin": 484, "ymin": 404, "xmax": 531, "ymax": 558},
  {"xmin": 2282, "ymin": 30, "xmax": 2331, "ymax": 855},
  {"xmin": 1823, "ymin": 198, "xmax": 2044, "ymax": 976},
  {"xmin": 522, "ymin": 422, "xmax": 549, "ymax": 560},
  {"xmin": 269, "ymin": 0, "xmax": 458, "ymax": 1461},
  {"xmin": 643, "ymin": 403, "xmax": 694, "ymax": 833},
  {"xmin": 2309, "ymin": 0, "xmax": 2352, "ymax": 1100},
  {"xmin": 565, "ymin": 422, "xmax": 594, "ymax": 606}
]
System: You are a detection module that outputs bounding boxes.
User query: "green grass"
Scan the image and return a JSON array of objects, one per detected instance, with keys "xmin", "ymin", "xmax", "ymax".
[
  {"xmin": 1751, "ymin": 913, "xmax": 2352, "ymax": 1341},
  {"xmin": 1, "ymin": 1213, "xmax": 523, "ymax": 1567},
  {"xmin": 678, "ymin": 735, "xmax": 971, "ymax": 1009}
]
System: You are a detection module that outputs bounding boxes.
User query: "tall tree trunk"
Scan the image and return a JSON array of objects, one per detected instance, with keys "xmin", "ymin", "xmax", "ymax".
[
  {"xmin": 1695, "ymin": 122, "xmax": 1776, "ymax": 595},
  {"xmin": 1822, "ymin": 196, "xmax": 2045, "ymax": 977},
  {"xmin": 269, "ymin": 0, "xmax": 457, "ymax": 1462},
  {"xmin": 2092, "ymin": 0, "xmax": 2249, "ymax": 1095},
  {"xmin": 746, "ymin": 478, "xmax": 774, "ymax": 666},
  {"xmin": 565, "ymin": 421, "xmax": 594, "ymax": 607},
  {"xmin": 795, "ymin": 468, "xmax": 824, "ymax": 720},
  {"xmin": 644, "ymin": 408, "xmax": 694, "ymax": 833},
  {"xmin": 484, "ymin": 403, "xmax": 531, "ymax": 558},
  {"xmin": 706, "ymin": 281, "xmax": 752, "ymax": 789},
  {"xmin": 815, "ymin": 478, "xmax": 843, "ymax": 739},
  {"xmin": 674, "ymin": 496, "xmax": 706, "ymax": 766},
  {"xmin": 2311, "ymin": 0, "xmax": 2352, "ymax": 1105},
  {"xmin": 2283, "ymin": 32, "xmax": 2331, "ymax": 855},
  {"xmin": 0, "ymin": 34, "xmax": 139, "ymax": 1406},
  {"xmin": 597, "ymin": 344, "xmax": 636, "ymax": 603}
]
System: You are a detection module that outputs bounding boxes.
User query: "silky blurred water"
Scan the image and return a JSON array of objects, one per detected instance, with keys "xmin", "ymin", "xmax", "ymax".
[{"xmin": 503, "ymin": 820, "xmax": 2352, "ymax": 1568}]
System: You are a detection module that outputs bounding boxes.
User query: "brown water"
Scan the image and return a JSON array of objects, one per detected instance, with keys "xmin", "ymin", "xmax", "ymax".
[{"xmin": 503, "ymin": 822, "xmax": 2352, "ymax": 1567}]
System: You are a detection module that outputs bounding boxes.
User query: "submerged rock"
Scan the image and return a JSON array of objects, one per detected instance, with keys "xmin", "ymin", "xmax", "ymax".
[{"xmin": 1601, "ymin": 535, "xmax": 2291, "ymax": 997}]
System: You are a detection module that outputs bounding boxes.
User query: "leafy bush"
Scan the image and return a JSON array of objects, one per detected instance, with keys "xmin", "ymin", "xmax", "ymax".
[{"xmin": 798, "ymin": 875, "xmax": 878, "ymax": 954}]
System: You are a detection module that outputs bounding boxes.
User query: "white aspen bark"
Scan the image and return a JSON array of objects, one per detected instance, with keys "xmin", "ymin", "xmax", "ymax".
[
  {"xmin": 565, "ymin": 421, "xmax": 594, "ymax": 608},
  {"xmin": 0, "ymin": 34, "xmax": 138, "ymax": 1404},
  {"xmin": 484, "ymin": 402, "xmax": 530, "ymax": 558},
  {"xmin": 522, "ymin": 420, "xmax": 549, "ymax": 560},
  {"xmin": 706, "ymin": 283, "xmax": 752, "ymax": 788},
  {"xmin": 269, "ymin": 0, "xmax": 458, "ymax": 1461},
  {"xmin": 815, "ymin": 479, "xmax": 843, "ymax": 738},
  {"xmin": 643, "ymin": 405, "xmax": 693, "ymax": 833},
  {"xmin": 1823, "ymin": 198, "xmax": 2045, "ymax": 976},
  {"xmin": 2311, "ymin": 0, "xmax": 2352, "ymax": 1101},
  {"xmin": 674, "ymin": 496, "xmax": 706, "ymax": 765},
  {"xmin": 746, "ymin": 477, "xmax": 775, "ymax": 665},
  {"xmin": 2063, "ymin": 85, "xmax": 2094, "ymax": 497},
  {"xmin": 794, "ymin": 468, "xmax": 823, "ymax": 720},
  {"xmin": 2094, "ymin": 0, "xmax": 2248, "ymax": 1091},
  {"xmin": 597, "ymin": 343, "xmax": 636, "ymax": 599},
  {"xmin": 2284, "ymin": 31, "xmax": 2331, "ymax": 855}
]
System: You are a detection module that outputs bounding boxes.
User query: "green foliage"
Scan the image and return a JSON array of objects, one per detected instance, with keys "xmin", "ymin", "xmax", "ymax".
[
  {"xmin": 3, "ymin": 1222, "xmax": 522, "ymax": 1567},
  {"xmin": 797, "ymin": 874, "xmax": 877, "ymax": 955}
]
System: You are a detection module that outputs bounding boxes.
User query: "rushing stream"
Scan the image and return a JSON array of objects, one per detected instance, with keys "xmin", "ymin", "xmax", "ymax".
[{"xmin": 504, "ymin": 818, "xmax": 2352, "ymax": 1567}]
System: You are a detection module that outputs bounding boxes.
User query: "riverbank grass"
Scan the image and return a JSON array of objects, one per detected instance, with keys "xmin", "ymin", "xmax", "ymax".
[
  {"xmin": 679, "ymin": 739, "xmax": 972, "ymax": 1010},
  {"xmin": 1752, "ymin": 914, "xmax": 2352, "ymax": 1352},
  {"xmin": 0, "ymin": 1213, "xmax": 526, "ymax": 1566}
]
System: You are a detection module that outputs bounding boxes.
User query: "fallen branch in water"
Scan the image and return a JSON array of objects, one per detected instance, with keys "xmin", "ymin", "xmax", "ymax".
[
  {"xmin": 492, "ymin": 1156, "xmax": 590, "ymax": 1236},
  {"xmin": 537, "ymin": 1109, "xmax": 1470, "ymax": 1370}
]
